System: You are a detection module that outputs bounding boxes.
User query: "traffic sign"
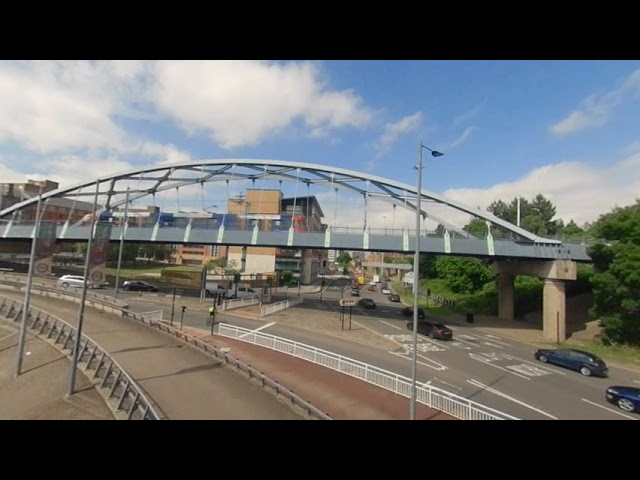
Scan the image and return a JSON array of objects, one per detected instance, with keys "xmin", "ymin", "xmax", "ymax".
[{"xmin": 339, "ymin": 298, "xmax": 357, "ymax": 307}]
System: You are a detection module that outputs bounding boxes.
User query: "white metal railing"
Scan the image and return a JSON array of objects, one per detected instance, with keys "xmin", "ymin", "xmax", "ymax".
[
  {"xmin": 221, "ymin": 295, "xmax": 261, "ymax": 311},
  {"xmin": 260, "ymin": 296, "xmax": 303, "ymax": 317},
  {"xmin": 217, "ymin": 323, "xmax": 519, "ymax": 420}
]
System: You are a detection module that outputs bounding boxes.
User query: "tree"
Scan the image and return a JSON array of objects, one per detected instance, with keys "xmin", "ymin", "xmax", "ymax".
[
  {"xmin": 483, "ymin": 194, "xmax": 561, "ymax": 235},
  {"xmin": 224, "ymin": 259, "xmax": 240, "ymax": 276},
  {"xmin": 336, "ymin": 252, "xmax": 352, "ymax": 270},
  {"xmin": 419, "ymin": 255, "xmax": 437, "ymax": 278},
  {"xmin": 435, "ymin": 256, "xmax": 494, "ymax": 294},
  {"xmin": 107, "ymin": 243, "xmax": 139, "ymax": 263},
  {"xmin": 464, "ymin": 218, "xmax": 488, "ymax": 237},
  {"xmin": 561, "ymin": 219, "xmax": 584, "ymax": 238},
  {"xmin": 588, "ymin": 200, "xmax": 640, "ymax": 344},
  {"xmin": 206, "ymin": 257, "xmax": 227, "ymax": 273}
]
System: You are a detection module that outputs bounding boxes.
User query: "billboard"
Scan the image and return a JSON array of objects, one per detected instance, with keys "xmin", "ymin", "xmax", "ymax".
[
  {"xmin": 88, "ymin": 222, "xmax": 112, "ymax": 285},
  {"xmin": 34, "ymin": 221, "xmax": 57, "ymax": 277}
]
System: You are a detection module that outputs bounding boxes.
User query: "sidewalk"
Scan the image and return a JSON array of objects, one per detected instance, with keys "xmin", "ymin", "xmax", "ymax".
[{"xmin": 0, "ymin": 322, "xmax": 114, "ymax": 420}]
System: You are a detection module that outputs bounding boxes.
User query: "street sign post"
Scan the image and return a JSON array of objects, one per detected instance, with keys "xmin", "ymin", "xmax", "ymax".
[{"xmin": 339, "ymin": 298, "xmax": 357, "ymax": 331}]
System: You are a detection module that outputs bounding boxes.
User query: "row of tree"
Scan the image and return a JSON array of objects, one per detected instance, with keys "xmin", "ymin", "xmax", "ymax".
[{"xmin": 382, "ymin": 194, "xmax": 639, "ymax": 345}]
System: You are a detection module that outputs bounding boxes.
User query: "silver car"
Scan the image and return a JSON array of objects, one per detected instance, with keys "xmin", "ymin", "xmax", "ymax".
[{"xmin": 56, "ymin": 274, "xmax": 103, "ymax": 289}]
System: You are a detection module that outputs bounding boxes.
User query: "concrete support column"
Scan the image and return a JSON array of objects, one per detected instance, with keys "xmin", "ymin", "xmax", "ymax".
[
  {"xmin": 497, "ymin": 273, "xmax": 515, "ymax": 321},
  {"xmin": 543, "ymin": 279, "xmax": 566, "ymax": 343}
]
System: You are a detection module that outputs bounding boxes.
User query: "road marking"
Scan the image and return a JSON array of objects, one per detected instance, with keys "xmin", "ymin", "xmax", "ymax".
[
  {"xmin": 479, "ymin": 335, "xmax": 511, "ymax": 347},
  {"xmin": 500, "ymin": 353, "xmax": 566, "ymax": 375},
  {"xmin": 581, "ymin": 398, "xmax": 638, "ymax": 420},
  {"xmin": 0, "ymin": 332, "xmax": 17, "ymax": 342},
  {"xmin": 467, "ymin": 379, "xmax": 558, "ymax": 419},
  {"xmin": 388, "ymin": 350, "xmax": 447, "ymax": 371},
  {"xmin": 483, "ymin": 341, "xmax": 504, "ymax": 349},
  {"xmin": 432, "ymin": 377, "xmax": 462, "ymax": 391},
  {"xmin": 379, "ymin": 320, "xmax": 402, "ymax": 331},
  {"xmin": 238, "ymin": 322, "xmax": 275, "ymax": 338},
  {"xmin": 418, "ymin": 335, "xmax": 450, "ymax": 350},
  {"xmin": 634, "ymin": 380, "xmax": 640, "ymax": 385},
  {"xmin": 468, "ymin": 353, "xmax": 530, "ymax": 380}
]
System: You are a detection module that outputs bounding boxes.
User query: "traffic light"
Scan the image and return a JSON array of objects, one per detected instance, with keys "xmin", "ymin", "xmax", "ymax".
[{"xmin": 262, "ymin": 284, "xmax": 269, "ymax": 295}]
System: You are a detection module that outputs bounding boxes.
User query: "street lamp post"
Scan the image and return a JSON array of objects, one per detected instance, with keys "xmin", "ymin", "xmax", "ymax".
[{"xmin": 410, "ymin": 142, "xmax": 444, "ymax": 421}]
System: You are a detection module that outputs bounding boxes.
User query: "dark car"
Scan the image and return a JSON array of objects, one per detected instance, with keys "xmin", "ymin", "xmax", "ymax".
[
  {"xmin": 121, "ymin": 280, "xmax": 158, "ymax": 292},
  {"xmin": 406, "ymin": 320, "xmax": 453, "ymax": 340},
  {"xmin": 358, "ymin": 298, "xmax": 376, "ymax": 309},
  {"xmin": 605, "ymin": 386, "xmax": 640, "ymax": 413},
  {"xmin": 388, "ymin": 294, "xmax": 400, "ymax": 302},
  {"xmin": 351, "ymin": 288, "xmax": 360, "ymax": 297},
  {"xmin": 401, "ymin": 306, "xmax": 425, "ymax": 319},
  {"xmin": 534, "ymin": 348, "xmax": 609, "ymax": 377}
]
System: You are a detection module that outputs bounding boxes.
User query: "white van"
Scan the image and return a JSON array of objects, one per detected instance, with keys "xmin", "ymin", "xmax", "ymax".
[
  {"xmin": 205, "ymin": 282, "xmax": 229, "ymax": 297},
  {"xmin": 231, "ymin": 285, "xmax": 258, "ymax": 299}
]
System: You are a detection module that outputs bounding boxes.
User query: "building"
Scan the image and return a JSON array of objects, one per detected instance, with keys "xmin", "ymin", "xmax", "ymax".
[
  {"xmin": 1, "ymin": 179, "xmax": 96, "ymax": 223},
  {"xmin": 170, "ymin": 188, "xmax": 328, "ymax": 284}
]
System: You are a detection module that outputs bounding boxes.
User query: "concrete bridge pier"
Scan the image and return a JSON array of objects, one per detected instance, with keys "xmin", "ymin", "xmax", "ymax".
[{"xmin": 494, "ymin": 260, "xmax": 577, "ymax": 343}]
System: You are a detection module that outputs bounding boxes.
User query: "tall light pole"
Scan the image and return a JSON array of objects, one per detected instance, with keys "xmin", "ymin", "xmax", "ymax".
[
  {"xmin": 113, "ymin": 187, "xmax": 130, "ymax": 299},
  {"xmin": 410, "ymin": 142, "xmax": 444, "ymax": 421}
]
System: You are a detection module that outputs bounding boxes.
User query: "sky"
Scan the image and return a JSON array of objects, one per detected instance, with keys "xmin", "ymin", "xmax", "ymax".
[{"xmin": 1, "ymin": 60, "xmax": 640, "ymax": 231}]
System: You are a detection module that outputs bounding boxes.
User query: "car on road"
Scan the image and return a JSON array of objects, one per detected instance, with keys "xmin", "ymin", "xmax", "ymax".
[
  {"xmin": 605, "ymin": 386, "xmax": 640, "ymax": 413},
  {"xmin": 358, "ymin": 298, "xmax": 376, "ymax": 309},
  {"xmin": 351, "ymin": 288, "xmax": 360, "ymax": 296},
  {"xmin": 381, "ymin": 287, "xmax": 391, "ymax": 295},
  {"xmin": 56, "ymin": 274, "xmax": 104, "ymax": 289},
  {"xmin": 388, "ymin": 294, "xmax": 400, "ymax": 302},
  {"xmin": 401, "ymin": 306, "xmax": 425, "ymax": 319},
  {"xmin": 121, "ymin": 280, "xmax": 158, "ymax": 292},
  {"xmin": 534, "ymin": 348, "xmax": 609, "ymax": 377},
  {"xmin": 406, "ymin": 320, "xmax": 453, "ymax": 340}
]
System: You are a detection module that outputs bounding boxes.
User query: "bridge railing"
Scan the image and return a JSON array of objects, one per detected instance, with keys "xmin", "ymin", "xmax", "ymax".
[
  {"xmin": 0, "ymin": 295, "xmax": 161, "ymax": 420},
  {"xmin": 216, "ymin": 323, "xmax": 519, "ymax": 420},
  {"xmin": 260, "ymin": 296, "xmax": 303, "ymax": 317}
]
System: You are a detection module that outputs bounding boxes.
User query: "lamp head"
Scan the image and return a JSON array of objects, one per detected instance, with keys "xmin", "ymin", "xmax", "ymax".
[{"xmin": 431, "ymin": 150, "xmax": 444, "ymax": 158}]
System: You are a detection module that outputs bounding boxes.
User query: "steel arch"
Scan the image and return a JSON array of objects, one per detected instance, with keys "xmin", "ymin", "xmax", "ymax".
[{"xmin": 0, "ymin": 159, "xmax": 560, "ymax": 244}]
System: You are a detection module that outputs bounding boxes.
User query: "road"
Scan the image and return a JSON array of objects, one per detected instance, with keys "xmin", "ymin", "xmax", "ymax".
[{"xmin": 117, "ymin": 277, "xmax": 640, "ymax": 420}]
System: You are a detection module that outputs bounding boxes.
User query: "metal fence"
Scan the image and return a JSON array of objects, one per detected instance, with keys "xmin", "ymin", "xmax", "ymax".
[
  {"xmin": 220, "ymin": 295, "xmax": 261, "ymax": 311},
  {"xmin": 217, "ymin": 323, "xmax": 519, "ymax": 420},
  {"xmin": 260, "ymin": 296, "xmax": 303, "ymax": 317},
  {"xmin": 0, "ymin": 295, "xmax": 161, "ymax": 420}
]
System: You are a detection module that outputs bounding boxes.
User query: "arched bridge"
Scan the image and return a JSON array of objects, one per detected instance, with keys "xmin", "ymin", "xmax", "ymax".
[{"xmin": 0, "ymin": 159, "xmax": 590, "ymax": 261}]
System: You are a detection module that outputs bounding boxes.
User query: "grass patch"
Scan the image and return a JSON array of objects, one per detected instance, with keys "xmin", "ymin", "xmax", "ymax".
[
  {"xmin": 105, "ymin": 264, "xmax": 166, "ymax": 277},
  {"xmin": 563, "ymin": 340, "xmax": 640, "ymax": 369},
  {"xmin": 391, "ymin": 281, "xmax": 456, "ymax": 315}
]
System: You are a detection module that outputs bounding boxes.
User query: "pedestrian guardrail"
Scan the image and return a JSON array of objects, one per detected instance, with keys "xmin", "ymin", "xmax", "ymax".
[
  {"xmin": 217, "ymin": 323, "xmax": 519, "ymax": 421},
  {"xmin": 116, "ymin": 306, "xmax": 331, "ymax": 420},
  {"xmin": 0, "ymin": 295, "xmax": 161, "ymax": 420},
  {"xmin": 260, "ymin": 296, "xmax": 303, "ymax": 317},
  {"xmin": 220, "ymin": 295, "xmax": 261, "ymax": 311}
]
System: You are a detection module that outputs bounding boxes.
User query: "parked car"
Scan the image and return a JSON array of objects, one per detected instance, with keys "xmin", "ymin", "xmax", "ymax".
[
  {"xmin": 388, "ymin": 294, "xmax": 400, "ymax": 302},
  {"xmin": 121, "ymin": 280, "xmax": 158, "ymax": 292},
  {"xmin": 358, "ymin": 298, "xmax": 376, "ymax": 309},
  {"xmin": 605, "ymin": 386, "xmax": 640, "ymax": 413},
  {"xmin": 401, "ymin": 306, "xmax": 425, "ymax": 319},
  {"xmin": 406, "ymin": 320, "xmax": 453, "ymax": 340},
  {"xmin": 351, "ymin": 288, "xmax": 360, "ymax": 297},
  {"xmin": 56, "ymin": 274, "xmax": 104, "ymax": 289},
  {"xmin": 534, "ymin": 348, "xmax": 609, "ymax": 377},
  {"xmin": 367, "ymin": 285, "xmax": 375, "ymax": 291},
  {"xmin": 381, "ymin": 287, "xmax": 391, "ymax": 295}
]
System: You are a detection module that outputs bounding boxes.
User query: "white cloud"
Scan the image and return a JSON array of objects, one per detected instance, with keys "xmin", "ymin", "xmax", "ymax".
[
  {"xmin": 373, "ymin": 112, "xmax": 423, "ymax": 156},
  {"xmin": 443, "ymin": 153, "xmax": 640, "ymax": 226},
  {"xmin": 453, "ymin": 103, "xmax": 483, "ymax": 127},
  {"xmin": 550, "ymin": 68, "xmax": 640, "ymax": 136},
  {"xmin": 148, "ymin": 60, "xmax": 373, "ymax": 149},
  {"xmin": 448, "ymin": 126, "xmax": 476, "ymax": 149}
]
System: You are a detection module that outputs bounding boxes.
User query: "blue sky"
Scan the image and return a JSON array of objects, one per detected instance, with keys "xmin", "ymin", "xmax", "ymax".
[{"xmin": 1, "ymin": 60, "xmax": 640, "ymax": 228}]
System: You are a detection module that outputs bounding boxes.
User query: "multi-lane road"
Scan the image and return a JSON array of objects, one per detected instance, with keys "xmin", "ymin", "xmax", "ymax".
[{"xmin": 110, "ymin": 278, "xmax": 640, "ymax": 420}]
